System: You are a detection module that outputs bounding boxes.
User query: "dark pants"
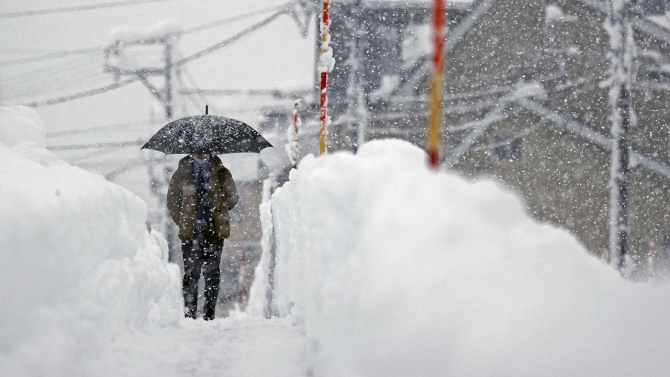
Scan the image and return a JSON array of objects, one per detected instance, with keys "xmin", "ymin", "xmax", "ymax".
[{"xmin": 182, "ymin": 230, "xmax": 223, "ymax": 320}]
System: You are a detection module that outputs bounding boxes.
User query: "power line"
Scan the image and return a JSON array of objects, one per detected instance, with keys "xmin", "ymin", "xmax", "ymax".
[
  {"xmin": 48, "ymin": 139, "xmax": 144, "ymax": 151},
  {"xmin": 16, "ymin": 6, "xmax": 294, "ymax": 108},
  {"xmin": 5, "ymin": 68, "xmax": 112, "ymax": 102},
  {"xmin": 176, "ymin": 9, "xmax": 290, "ymax": 66},
  {"xmin": 8, "ymin": 64, "xmax": 109, "ymax": 90},
  {"xmin": 0, "ymin": 0, "xmax": 172, "ymax": 19},
  {"xmin": 0, "ymin": 47, "xmax": 101, "ymax": 67},
  {"xmin": 0, "ymin": 2, "xmax": 296, "ymax": 67},
  {"xmin": 24, "ymin": 77, "xmax": 139, "ymax": 107},
  {"xmin": 470, "ymin": 117, "xmax": 546, "ymax": 152},
  {"xmin": 2, "ymin": 55, "xmax": 102, "ymax": 84},
  {"xmin": 4, "ymin": 78, "xmax": 113, "ymax": 103},
  {"xmin": 177, "ymin": 2, "xmax": 294, "ymax": 36},
  {"xmin": 3, "ymin": 59, "xmax": 105, "ymax": 91},
  {"xmin": 0, "ymin": 47, "xmax": 68, "ymax": 55},
  {"xmin": 46, "ymin": 119, "xmax": 154, "ymax": 137},
  {"xmin": 179, "ymin": 63, "xmax": 228, "ymax": 114},
  {"xmin": 180, "ymin": 88, "xmax": 312, "ymax": 97},
  {"xmin": 176, "ymin": 66, "xmax": 209, "ymax": 114}
]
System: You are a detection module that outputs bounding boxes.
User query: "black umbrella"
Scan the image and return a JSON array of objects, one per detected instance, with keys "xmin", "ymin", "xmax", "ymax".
[{"xmin": 141, "ymin": 112, "xmax": 272, "ymax": 155}]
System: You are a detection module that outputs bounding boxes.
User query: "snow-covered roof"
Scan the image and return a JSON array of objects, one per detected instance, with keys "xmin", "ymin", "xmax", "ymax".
[
  {"xmin": 576, "ymin": 0, "xmax": 670, "ymax": 43},
  {"xmin": 517, "ymin": 98, "xmax": 670, "ymax": 180},
  {"xmin": 647, "ymin": 12, "xmax": 670, "ymax": 30}
]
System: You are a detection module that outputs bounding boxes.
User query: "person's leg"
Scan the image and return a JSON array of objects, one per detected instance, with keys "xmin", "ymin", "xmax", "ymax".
[
  {"xmin": 202, "ymin": 239, "xmax": 223, "ymax": 320},
  {"xmin": 182, "ymin": 239, "xmax": 203, "ymax": 319}
]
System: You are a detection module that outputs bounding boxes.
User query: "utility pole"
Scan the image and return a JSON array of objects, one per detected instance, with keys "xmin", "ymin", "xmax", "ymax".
[
  {"xmin": 606, "ymin": 0, "xmax": 637, "ymax": 272},
  {"xmin": 106, "ymin": 35, "xmax": 179, "ymax": 259},
  {"xmin": 346, "ymin": 0, "xmax": 367, "ymax": 153},
  {"xmin": 104, "ymin": 35, "xmax": 176, "ymax": 120},
  {"xmin": 164, "ymin": 41, "xmax": 174, "ymax": 120}
]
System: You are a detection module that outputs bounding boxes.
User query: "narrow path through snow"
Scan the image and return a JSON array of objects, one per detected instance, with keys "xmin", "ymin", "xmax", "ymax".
[{"xmin": 87, "ymin": 316, "xmax": 308, "ymax": 377}]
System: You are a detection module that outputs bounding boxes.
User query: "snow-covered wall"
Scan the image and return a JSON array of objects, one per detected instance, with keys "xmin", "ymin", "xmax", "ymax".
[
  {"xmin": 251, "ymin": 139, "xmax": 670, "ymax": 377},
  {"xmin": 0, "ymin": 106, "xmax": 182, "ymax": 376}
]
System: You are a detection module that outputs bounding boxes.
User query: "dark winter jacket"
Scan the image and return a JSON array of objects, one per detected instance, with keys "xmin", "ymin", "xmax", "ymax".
[{"xmin": 167, "ymin": 155, "xmax": 238, "ymax": 240}]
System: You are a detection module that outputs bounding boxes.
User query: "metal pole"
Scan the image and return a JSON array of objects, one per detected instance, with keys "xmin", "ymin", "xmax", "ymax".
[
  {"xmin": 164, "ymin": 166, "xmax": 178, "ymax": 262},
  {"xmin": 164, "ymin": 40, "xmax": 174, "ymax": 121},
  {"xmin": 611, "ymin": 86, "xmax": 630, "ymax": 271},
  {"xmin": 163, "ymin": 39, "xmax": 176, "ymax": 261},
  {"xmin": 427, "ymin": 0, "xmax": 445, "ymax": 168},
  {"xmin": 291, "ymin": 100, "xmax": 300, "ymax": 169},
  {"xmin": 607, "ymin": 0, "xmax": 635, "ymax": 271},
  {"xmin": 349, "ymin": 0, "xmax": 367, "ymax": 153}
]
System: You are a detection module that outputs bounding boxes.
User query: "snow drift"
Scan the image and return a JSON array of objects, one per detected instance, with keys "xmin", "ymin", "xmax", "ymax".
[
  {"xmin": 0, "ymin": 106, "xmax": 182, "ymax": 376},
  {"xmin": 250, "ymin": 139, "xmax": 670, "ymax": 377}
]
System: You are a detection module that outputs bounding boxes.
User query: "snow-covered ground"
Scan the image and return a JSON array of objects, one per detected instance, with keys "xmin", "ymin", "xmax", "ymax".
[
  {"xmin": 0, "ymin": 106, "xmax": 307, "ymax": 377},
  {"xmin": 86, "ymin": 315, "xmax": 307, "ymax": 377},
  {"xmin": 4, "ymin": 105, "xmax": 670, "ymax": 376},
  {"xmin": 251, "ymin": 139, "xmax": 670, "ymax": 377},
  {"xmin": 0, "ymin": 106, "xmax": 167, "ymax": 375}
]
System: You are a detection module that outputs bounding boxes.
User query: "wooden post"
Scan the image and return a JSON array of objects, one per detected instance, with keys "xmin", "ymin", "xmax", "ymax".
[{"xmin": 427, "ymin": 0, "xmax": 445, "ymax": 168}]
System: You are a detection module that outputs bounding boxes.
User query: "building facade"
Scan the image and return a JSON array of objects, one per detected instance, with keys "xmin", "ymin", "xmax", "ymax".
[{"xmin": 298, "ymin": 0, "xmax": 670, "ymax": 275}]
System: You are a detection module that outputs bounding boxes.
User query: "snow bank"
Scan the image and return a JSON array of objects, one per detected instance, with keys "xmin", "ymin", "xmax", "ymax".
[
  {"xmin": 0, "ymin": 106, "xmax": 46, "ymax": 148},
  {"xmin": 251, "ymin": 139, "xmax": 670, "ymax": 377},
  {"xmin": 0, "ymin": 106, "xmax": 182, "ymax": 376}
]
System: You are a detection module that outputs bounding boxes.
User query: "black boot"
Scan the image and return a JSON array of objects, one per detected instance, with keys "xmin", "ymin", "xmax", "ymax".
[
  {"xmin": 184, "ymin": 297, "xmax": 197, "ymax": 319},
  {"xmin": 203, "ymin": 304, "xmax": 216, "ymax": 321}
]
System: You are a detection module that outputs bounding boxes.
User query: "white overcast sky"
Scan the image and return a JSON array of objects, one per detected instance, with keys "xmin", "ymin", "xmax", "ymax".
[{"xmin": 0, "ymin": 0, "xmax": 316, "ymax": 133}]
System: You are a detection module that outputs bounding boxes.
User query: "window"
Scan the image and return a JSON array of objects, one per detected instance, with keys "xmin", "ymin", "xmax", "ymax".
[
  {"xmin": 492, "ymin": 135, "xmax": 523, "ymax": 163},
  {"xmin": 544, "ymin": 4, "xmax": 579, "ymax": 74}
]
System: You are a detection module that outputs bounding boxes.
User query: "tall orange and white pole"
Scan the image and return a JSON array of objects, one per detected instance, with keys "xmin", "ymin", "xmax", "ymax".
[
  {"xmin": 319, "ymin": 0, "xmax": 334, "ymax": 155},
  {"xmin": 427, "ymin": 0, "xmax": 445, "ymax": 168}
]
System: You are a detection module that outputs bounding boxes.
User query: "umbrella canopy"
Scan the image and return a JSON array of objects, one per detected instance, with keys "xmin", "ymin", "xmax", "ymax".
[{"xmin": 141, "ymin": 115, "xmax": 272, "ymax": 155}]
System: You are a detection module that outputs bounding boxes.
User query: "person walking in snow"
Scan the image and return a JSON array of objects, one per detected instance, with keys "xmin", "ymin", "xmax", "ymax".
[{"xmin": 167, "ymin": 152, "xmax": 238, "ymax": 320}]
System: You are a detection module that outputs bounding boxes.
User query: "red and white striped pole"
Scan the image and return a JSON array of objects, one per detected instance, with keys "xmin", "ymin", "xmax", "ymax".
[
  {"xmin": 427, "ymin": 0, "xmax": 445, "ymax": 168},
  {"xmin": 319, "ymin": 0, "xmax": 334, "ymax": 155}
]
